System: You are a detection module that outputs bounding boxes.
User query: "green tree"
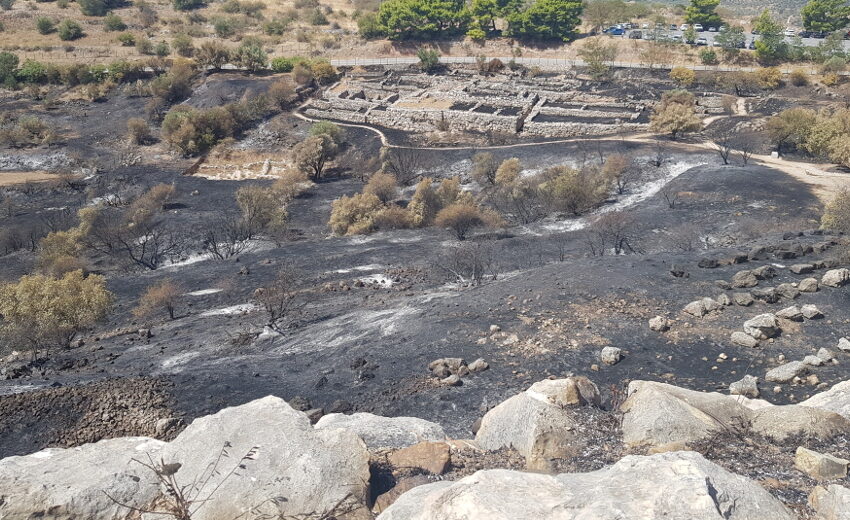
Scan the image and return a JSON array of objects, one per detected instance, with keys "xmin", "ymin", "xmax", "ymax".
[
  {"xmin": 683, "ymin": 25, "xmax": 696, "ymax": 43},
  {"xmin": 802, "ymin": 0, "xmax": 850, "ymax": 33},
  {"xmin": 506, "ymin": 0, "xmax": 583, "ymax": 42},
  {"xmin": 376, "ymin": 0, "xmax": 470, "ymax": 39},
  {"xmin": 752, "ymin": 10, "xmax": 787, "ymax": 64},
  {"xmin": 684, "ymin": 0, "xmax": 722, "ymax": 27},
  {"xmin": 650, "ymin": 90, "xmax": 702, "ymax": 139},
  {"xmin": 714, "ymin": 25, "xmax": 745, "ymax": 59},
  {"xmin": 357, "ymin": 12, "xmax": 384, "ymax": 38},
  {"xmin": 583, "ymin": 0, "xmax": 627, "ymax": 34},
  {"xmin": 234, "ymin": 40, "xmax": 267, "ymax": 71}
]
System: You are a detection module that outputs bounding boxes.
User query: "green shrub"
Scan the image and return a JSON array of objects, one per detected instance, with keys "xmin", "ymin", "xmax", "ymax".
[
  {"xmin": 172, "ymin": 33, "xmax": 194, "ymax": 57},
  {"xmin": 17, "ymin": 59, "xmax": 47, "ymax": 83},
  {"xmin": 117, "ymin": 32, "xmax": 135, "ymax": 46},
  {"xmin": 212, "ymin": 16, "xmax": 239, "ymax": 37},
  {"xmin": 417, "ymin": 47, "xmax": 440, "ymax": 72},
  {"xmin": 699, "ymin": 48, "xmax": 717, "ymax": 65},
  {"xmin": 36, "ymin": 17, "xmax": 55, "ymax": 35},
  {"xmin": 0, "ymin": 0, "xmax": 14, "ymax": 10},
  {"xmin": 234, "ymin": 40, "xmax": 267, "ymax": 71},
  {"xmin": 103, "ymin": 12, "xmax": 126, "ymax": 31},
  {"xmin": 154, "ymin": 41, "xmax": 170, "ymax": 57},
  {"xmin": 78, "ymin": 0, "xmax": 120, "ymax": 16},
  {"xmin": 57, "ymin": 19, "xmax": 83, "ymax": 40},
  {"xmin": 357, "ymin": 12, "xmax": 382, "ymax": 38},
  {"xmin": 264, "ymin": 18, "xmax": 289, "ymax": 35},
  {"xmin": 173, "ymin": 0, "xmax": 205, "ymax": 10},
  {"xmin": 135, "ymin": 36, "xmax": 154, "ymax": 54},
  {"xmin": 270, "ymin": 56, "xmax": 304, "ymax": 72},
  {"xmin": 308, "ymin": 7, "xmax": 328, "ymax": 25}
]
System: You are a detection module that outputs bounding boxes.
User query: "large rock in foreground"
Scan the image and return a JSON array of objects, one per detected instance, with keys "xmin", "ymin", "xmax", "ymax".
[
  {"xmin": 475, "ymin": 377, "xmax": 600, "ymax": 470},
  {"xmin": 377, "ymin": 451, "xmax": 794, "ymax": 520},
  {"xmin": 315, "ymin": 412, "xmax": 446, "ymax": 450},
  {"xmin": 809, "ymin": 484, "xmax": 850, "ymax": 519},
  {"xmin": 158, "ymin": 396, "xmax": 371, "ymax": 520},
  {"xmin": 0, "ymin": 437, "xmax": 164, "ymax": 520},
  {"xmin": 621, "ymin": 380, "xmax": 850, "ymax": 446},
  {"xmin": 620, "ymin": 381, "xmax": 751, "ymax": 446}
]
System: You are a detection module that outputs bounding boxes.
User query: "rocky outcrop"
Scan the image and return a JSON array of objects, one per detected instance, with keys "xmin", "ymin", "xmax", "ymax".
[
  {"xmin": 377, "ymin": 451, "xmax": 794, "ymax": 520},
  {"xmin": 795, "ymin": 446, "xmax": 849, "ymax": 480},
  {"xmin": 475, "ymin": 377, "xmax": 600, "ymax": 470},
  {"xmin": 765, "ymin": 361, "xmax": 808, "ymax": 383},
  {"xmin": 0, "ymin": 437, "xmax": 164, "ymax": 520},
  {"xmin": 315, "ymin": 412, "xmax": 446, "ymax": 450}
]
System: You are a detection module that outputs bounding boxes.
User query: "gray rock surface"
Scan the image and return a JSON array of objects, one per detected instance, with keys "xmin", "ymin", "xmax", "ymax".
[
  {"xmin": 795, "ymin": 447, "xmax": 849, "ymax": 480},
  {"xmin": 475, "ymin": 377, "xmax": 600, "ymax": 470},
  {"xmin": 731, "ymin": 331, "xmax": 759, "ymax": 348},
  {"xmin": 316, "ymin": 412, "xmax": 446, "ymax": 450},
  {"xmin": 809, "ymin": 484, "xmax": 850, "ymax": 520},
  {"xmin": 798, "ymin": 277, "xmax": 819, "ymax": 292},
  {"xmin": 164, "ymin": 397, "xmax": 371, "ymax": 520},
  {"xmin": 802, "ymin": 380, "xmax": 850, "ymax": 420},
  {"xmin": 729, "ymin": 375, "xmax": 759, "ymax": 398},
  {"xmin": 765, "ymin": 361, "xmax": 808, "ymax": 383},
  {"xmin": 750, "ymin": 405, "xmax": 850, "ymax": 441},
  {"xmin": 822, "ymin": 268, "xmax": 850, "ymax": 288},
  {"xmin": 743, "ymin": 313, "xmax": 781, "ymax": 339},
  {"xmin": 377, "ymin": 451, "xmax": 794, "ymax": 520},
  {"xmin": 600, "ymin": 346, "xmax": 622, "ymax": 365},
  {"xmin": 0, "ymin": 437, "xmax": 163, "ymax": 520}
]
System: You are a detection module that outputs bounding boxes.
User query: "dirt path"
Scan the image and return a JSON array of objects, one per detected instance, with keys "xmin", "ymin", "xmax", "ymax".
[{"xmin": 0, "ymin": 171, "xmax": 57, "ymax": 186}]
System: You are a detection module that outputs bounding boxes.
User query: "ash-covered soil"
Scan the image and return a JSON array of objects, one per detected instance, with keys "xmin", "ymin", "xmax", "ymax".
[{"xmin": 1, "ymin": 71, "xmax": 849, "ymax": 515}]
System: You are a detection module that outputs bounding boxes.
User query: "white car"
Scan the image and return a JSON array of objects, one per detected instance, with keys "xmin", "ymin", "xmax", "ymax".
[
  {"xmin": 694, "ymin": 24, "xmax": 704, "ymax": 31},
  {"xmin": 641, "ymin": 23, "xmax": 649, "ymax": 29},
  {"xmin": 680, "ymin": 24, "xmax": 689, "ymax": 30},
  {"xmin": 784, "ymin": 28, "xmax": 796, "ymax": 36}
]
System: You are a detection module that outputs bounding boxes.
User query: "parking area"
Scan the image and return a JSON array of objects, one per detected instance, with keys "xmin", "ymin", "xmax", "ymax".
[{"xmin": 604, "ymin": 24, "xmax": 850, "ymax": 50}]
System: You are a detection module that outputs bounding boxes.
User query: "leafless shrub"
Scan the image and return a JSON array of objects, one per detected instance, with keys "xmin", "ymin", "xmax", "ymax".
[
  {"xmin": 667, "ymin": 223, "xmax": 704, "ymax": 252},
  {"xmin": 380, "ymin": 147, "xmax": 424, "ymax": 186},
  {"xmin": 583, "ymin": 211, "xmax": 641, "ymax": 256},
  {"xmin": 202, "ymin": 218, "xmax": 252, "ymax": 259},
  {"xmin": 105, "ymin": 443, "xmax": 259, "ymax": 520},
  {"xmin": 713, "ymin": 134, "xmax": 733, "ymax": 165},
  {"xmin": 253, "ymin": 264, "xmax": 305, "ymax": 330},
  {"xmin": 659, "ymin": 183, "xmax": 680, "ymax": 209},
  {"xmin": 733, "ymin": 133, "xmax": 758, "ymax": 165},
  {"xmin": 434, "ymin": 240, "xmax": 499, "ymax": 286}
]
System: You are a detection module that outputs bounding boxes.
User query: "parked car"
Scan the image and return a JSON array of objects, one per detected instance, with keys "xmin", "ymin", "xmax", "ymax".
[
  {"xmin": 719, "ymin": 25, "xmax": 727, "ymax": 31},
  {"xmin": 747, "ymin": 40, "xmax": 756, "ymax": 49},
  {"xmin": 813, "ymin": 31, "xmax": 827, "ymax": 38},
  {"xmin": 629, "ymin": 30, "xmax": 643, "ymax": 39},
  {"xmin": 607, "ymin": 27, "xmax": 625, "ymax": 35},
  {"xmin": 708, "ymin": 26, "xmax": 717, "ymax": 32},
  {"xmin": 670, "ymin": 34, "xmax": 683, "ymax": 42},
  {"xmin": 798, "ymin": 30, "xmax": 813, "ymax": 38},
  {"xmin": 783, "ymin": 28, "xmax": 796, "ymax": 37},
  {"xmin": 694, "ymin": 24, "xmax": 704, "ymax": 31},
  {"xmin": 696, "ymin": 37, "xmax": 708, "ymax": 45},
  {"xmin": 680, "ymin": 23, "xmax": 689, "ymax": 30},
  {"xmin": 641, "ymin": 23, "xmax": 649, "ymax": 29},
  {"xmin": 670, "ymin": 24, "xmax": 678, "ymax": 30}
]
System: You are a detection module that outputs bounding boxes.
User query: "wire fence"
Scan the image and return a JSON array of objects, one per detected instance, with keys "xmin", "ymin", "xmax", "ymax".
[{"xmin": 329, "ymin": 56, "xmax": 829, "ymax": 75}]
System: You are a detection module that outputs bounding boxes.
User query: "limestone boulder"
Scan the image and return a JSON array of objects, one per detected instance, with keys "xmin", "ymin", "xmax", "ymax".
[
  {"xmin": 475, "ymin": 377, "xmax": 600, "ymax": 470},
  {"xmin": 822, "ymin": 268, "xmax": 850, "ymax": 288},
  {"xmin": 620, "ymin": 381, "xmax": 750, "ymax": 446},
  {"xmin": 731, "ymin": 270, "xmax": 758, "ymax": 288},
  {"xmin": 733, "ymin": 292, "xmax": 754, "ymax": 306},
  {"xmin": 316, "ymin": 412, "xmax": 446, "ymax": 450},
  {"xmin": 776, "ymin": 305, "xmax": 803, "ymax": 321},
  {"xmin": 809, "ymin": 484, "xmax": 850, "ymax": 520},
  {"xmin": 160, "ymin": 396, "xmax": 372, "ymax": 520},
  {"xmin": 731, "ymin": 331, "xmax": 759, "ymax": 348},
  {"xmin": 799, "ymin": 277, "xmax": 819, "ymax": 293},
  {"xmin": 648, "ymin": 316, "xmax": 670, "ymax": 331},
  {"xmin": 795, "ymin": 447, "xmax": 849, "ymax": 480},
  {"xmin": 377, "ymin": 451, "xmax": 794, "ymax": 520},
  {"xmin": 802, "ymin": 380, "xmax": 850, "ymax": 420},
  {"xmin": 765, "ymin": 361, "xmax": 808, "ymax": 383},
  {"xmin": 729, "ymin": 375, "xmax": 759, "ymax": 398},
  {"xmin": 743, "ymin": 313, "xmax": 781, "ymax": 339},
  {"xmin": 0, "ymin": 437, "xmax": 164, "ymax": 520},
  {"xmin": 750, "ymin": 405, "xmax": 850, "ymax": 441},
  {"xmin": 840, "ymin": 337, "xmax": 850, "ymax": 352}
]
